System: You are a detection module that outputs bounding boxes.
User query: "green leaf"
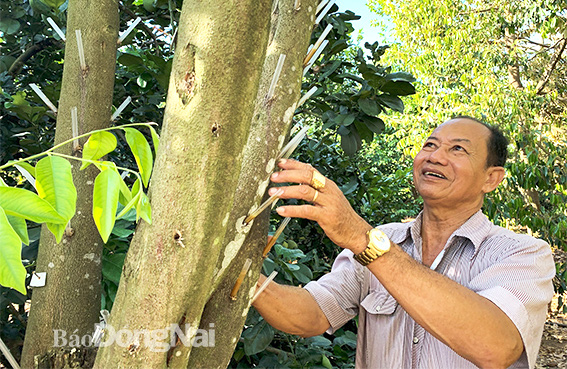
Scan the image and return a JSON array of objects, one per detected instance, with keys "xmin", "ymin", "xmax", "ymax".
[
  {"xmin": 0, "ymin": 187, "xmax": 66, "ymax": 224},
  {"xmin": 81, "ymin": 131, "xmax": 118, "ymax": 170},
  {"xmin": 117, "ymin": 176, "xmax": 132, "ymax": 207},
  {"xmin": 381, "ymin": 81, "xmax": 415, "ymax": 96},
  {"xmin": 116, "ymin": 178, "xmax": 141, "ymax": 219},
  {"xmin": 102, "ymin": 253, "xmax": 126, "ymax": 285},
  {"xmin": 41, "ymin": 0, "xmax": 66, "ymax": 9},
  {"xmin": 36, "ymin": 156, "xmax": 76, "ymax": 221},
  {"xmin": 11, "ymin": 161, "xmax": 36, "ymax": 178},
  {"xmin": 149, "ymin": 126, "xmax": 160, "ymax": 155},
  {"xmin": 136, "ymin": 191, "xmax": 152, "ymax": 224},
  {"xmin": 36, "ymin": 156, "xmax": 77, "ymax": 242},
  {"xmin": 340, "ymin": 176, "xmax": 359, "ymax": 195},
  {"xmin": 340, "ymin": 132, "xmax": 358, "ymax": 156},
  {"xmin": 93, "ymin": 169, "xmax": 121, "ymax": 243},
  {"xmin": 0, "ymin": 19, "xmax": 21, "ymax": 35},
  {"xmin": 320, "ymin": 60, "xmax": 343, "ymax": 79},
  {"xmin": 384, "ymin": 71, "xmax": 416, "ymax": 83},
  {"xmin": 0, "ymin": 206, "xmax": 27, "ymax": 294},
  {"xmin": 118, "ymin": 53, "xmax": 144, "ymax": 67},
  {"xmin": 322, "ymin": 355, "xmax": 332, "ymax": 369},
  {"xmin": 242, "ymin": 320, "xmax": 275, "ymax": 356},
  {"xmin": 358, "ymin": 98, "xmax": 380, "ymax": 116},
  {"xmin": 123, "ymin": 128, "xmax": 153, "ymax": 187},
  {"xmin": 7, "ymin": 215, "xmax": 29, "ymax": 245},
  {"xmin": 361, "ymin": 116, "xmax": 385, "ymax": 134},
  {"xmin": 377, "ymin": 94, "xmax": 404, "ymax": 112}
]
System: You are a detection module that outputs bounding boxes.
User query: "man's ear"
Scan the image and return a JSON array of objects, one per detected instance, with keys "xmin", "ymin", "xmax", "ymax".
[{"xmin": 482, "ymin": 166, "xmax": 506, "ymax": 194}]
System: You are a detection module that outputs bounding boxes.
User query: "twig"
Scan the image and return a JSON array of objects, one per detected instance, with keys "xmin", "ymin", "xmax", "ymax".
[
  {"xmin": 536, "ymin": 38, "xmax": 567, "ymax": 95},
  {"xmin": 8, "ymin": 39, "xmax": 61, "ymax": 75},
  {"xmin": 230, "ymin": 259, "xmax": 253, "ymax": 300},
  {"xmin": 0, "ymin": 122, "xmax": 156, "ymax": 171}
]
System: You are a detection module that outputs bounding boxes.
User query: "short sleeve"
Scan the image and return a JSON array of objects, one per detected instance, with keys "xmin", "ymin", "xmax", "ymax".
[
  {"xmin": 304, "ymin": 249, "xmax": 365, "ymax": 333},
  {"xmin": 469, "ymin": 236, "xmax": 555, "ymax": 368}
]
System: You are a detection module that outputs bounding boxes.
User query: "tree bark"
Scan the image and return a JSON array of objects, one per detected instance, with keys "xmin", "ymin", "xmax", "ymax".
[
  {"xmin": 186, "ymin": 0, "xmax": 319, "ymax": 366},
  {"xmin": 93, "ymin": 0, "xmax": 274, "ymax": 367},
  {"xmin": 20, "ymin": 0, "xmax": 119, "ymax": 367},
  {"xmin": 93, "ymin": 0, "xmax": 320, "ymax": 367}
]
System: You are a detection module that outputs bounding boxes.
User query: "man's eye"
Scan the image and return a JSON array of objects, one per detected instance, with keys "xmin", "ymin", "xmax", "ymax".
[
  {"xmin": 453, "ymin": 145, "xmax": 466, "ymax": 152},
  {"xmin": 423, "ymin": 142, "xmax": 435, "ymax": 148}
]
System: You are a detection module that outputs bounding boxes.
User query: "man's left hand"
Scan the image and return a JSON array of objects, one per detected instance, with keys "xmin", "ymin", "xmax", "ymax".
[{"xmin": 268, "ymin": 159, "xmax": 372, "ymax": 254}]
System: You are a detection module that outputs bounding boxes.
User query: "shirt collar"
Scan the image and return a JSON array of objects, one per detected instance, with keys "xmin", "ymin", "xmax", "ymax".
[{"xmin": 387, "ymin": 210, "xmax": 492, "ymax": 254}]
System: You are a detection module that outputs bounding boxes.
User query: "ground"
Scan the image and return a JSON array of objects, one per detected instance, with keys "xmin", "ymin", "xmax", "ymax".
[
  {"xmin": 536, "ymin": 293, "xmax": 567, "ymax": 368},
  {"xmin": 536, "ymin": 247, "xmax": 567, "ymax": 368}
]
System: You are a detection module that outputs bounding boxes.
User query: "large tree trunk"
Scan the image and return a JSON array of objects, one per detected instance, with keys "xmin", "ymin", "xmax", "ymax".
[
  {"xmin": 93, "ymin": 0, "xmax": 318, "ymax": 367},
  {"xmin": 186, "ymin": 0, "xmax": 318, "ymax": 366},
  {"xmin": 20, "ymin": 0, "xmax": 119, "ymax": 367}
]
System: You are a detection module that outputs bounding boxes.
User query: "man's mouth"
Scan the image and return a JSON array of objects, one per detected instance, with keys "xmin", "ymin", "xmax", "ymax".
[{"xmin": 423, "ymin": 171, "xmax": 447, "ymax": 179}]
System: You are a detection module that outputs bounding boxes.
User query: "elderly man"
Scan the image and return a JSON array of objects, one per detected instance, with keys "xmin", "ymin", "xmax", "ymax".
[{"xmin": 253, "ymin": 116, "xmax": 555, "ymax": 368}]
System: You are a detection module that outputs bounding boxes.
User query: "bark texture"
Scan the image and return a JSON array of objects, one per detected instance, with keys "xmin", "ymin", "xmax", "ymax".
[
  {"xmin": 186, "ymin": 0, "xmax": 319, "ymax": 366},
  {"xmin": 93, "ymin": 0, "xmax": 275, "ymax": 367},
  {"xmin": 93, "ymin": 0, "xmax": 320, "ymax": 367},
  {"xmin": 20, "ymin": 0, "xmax": 119, "ymax": 367}
]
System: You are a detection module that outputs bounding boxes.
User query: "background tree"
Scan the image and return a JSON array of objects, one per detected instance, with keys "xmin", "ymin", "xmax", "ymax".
[
  {"xmin": 369, "ymin": 0, "xmax": 567, "ymax": 303},
  {"xmin": 1, "ymin": 0, "xmax": 416, "ymax": 368},
  {"xmin": 18, "ymin": 0, "xmax": 120, "ymax": 366}
]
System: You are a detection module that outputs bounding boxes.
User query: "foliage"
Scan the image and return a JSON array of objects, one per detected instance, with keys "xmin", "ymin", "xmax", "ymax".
[
  {"xmin": 230, "ymin": 5, "xmax": 421, "ymax": 367},
  {"xmin": 0, "ymin": 0, "xmax": 418, "ymax": 366},
  {"xmin": 0, "ymin": 123, "xmax": 155, "ymax": 296},
  {"xmin": 369, "ymin": 0, "xmax": 567, "ymax": 307}
]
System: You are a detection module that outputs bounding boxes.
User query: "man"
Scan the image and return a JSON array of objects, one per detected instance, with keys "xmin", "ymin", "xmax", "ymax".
[{"xmin": 252, "ymin": 117, "xmax": 555, "ymax": 368}]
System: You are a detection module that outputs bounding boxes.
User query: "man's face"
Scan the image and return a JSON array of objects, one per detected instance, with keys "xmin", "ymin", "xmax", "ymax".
[{"xmin": 412, "ymin": 118, "xmax": 494, "ymax": 209}]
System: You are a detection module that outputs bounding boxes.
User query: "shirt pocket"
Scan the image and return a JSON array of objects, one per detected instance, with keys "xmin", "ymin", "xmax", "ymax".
[{"xmin": 360, "ymin": 288, "xmax": 398, "ymax": 315}]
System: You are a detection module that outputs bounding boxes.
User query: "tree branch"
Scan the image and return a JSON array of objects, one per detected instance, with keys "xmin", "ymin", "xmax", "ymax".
[
  {"xmin": 8, "ymin": 38, "xmax": 62, "ymax": 76},
  {"xmin": 536, "ymin": 38, "xmax": 567, "ymax": 95},
  {"xmin": 118, "ymin": 2, "xmax": 162, "ymax": 56}
]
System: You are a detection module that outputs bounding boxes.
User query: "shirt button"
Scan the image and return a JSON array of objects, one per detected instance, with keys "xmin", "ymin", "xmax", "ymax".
[
  {"xmin": 375, "ymin": 306, "xmax": 381, "ymax": 313},
  {"xmin": 413, "ymin": 337, "xmax": 419, "ymax": 344}
]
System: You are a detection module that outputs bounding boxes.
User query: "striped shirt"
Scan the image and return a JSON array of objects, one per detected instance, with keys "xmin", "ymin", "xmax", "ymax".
[{"xmin": 304, "ymin": 210, "xmax": 555, "ymax": 369}]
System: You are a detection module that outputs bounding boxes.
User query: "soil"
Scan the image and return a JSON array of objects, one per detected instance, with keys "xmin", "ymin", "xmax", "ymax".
[
  {"xmin": 536, "ymin": 247, "xmax": 567, "ymax": 368},
  {"xmin": 536, "ymin": 294, "xmax": 567, "ymax": 368}
]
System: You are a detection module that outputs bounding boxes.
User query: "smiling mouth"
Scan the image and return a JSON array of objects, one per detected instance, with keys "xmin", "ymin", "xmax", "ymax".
[{"xmin": 424, "ymin": 171, "xmax": 447, "ymax": 179}]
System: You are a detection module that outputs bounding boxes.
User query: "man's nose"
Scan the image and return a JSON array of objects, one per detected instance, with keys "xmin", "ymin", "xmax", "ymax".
[{"xmin": 427, "ymin": 147, "xmax": 448, "ymax": 165}]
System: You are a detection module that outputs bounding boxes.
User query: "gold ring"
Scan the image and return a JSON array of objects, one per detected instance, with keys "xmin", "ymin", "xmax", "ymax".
[
  {"xmin": 312, "ymin": 190, "xmax": 319, "ymax": 203},
  {"xmin": 310, "ymin": 171, "xmax": 326, "ymax": 191}
]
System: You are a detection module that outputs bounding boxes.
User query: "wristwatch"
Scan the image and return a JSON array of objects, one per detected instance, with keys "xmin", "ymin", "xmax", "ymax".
[{"xmin": 353, "ymin": 228, "xmax": 391, "ymax": 266}]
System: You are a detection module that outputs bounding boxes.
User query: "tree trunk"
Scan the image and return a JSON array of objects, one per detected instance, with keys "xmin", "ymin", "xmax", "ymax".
[
  {"xmin": 93, "ymin": 0, "xmax": 319, "ymax": 367},
  {"xmin": 20, "ymin": 0, "xmax": 119, "ymax": 367},
  {"xmin": 186, "ymin": 0, "xmax": 318, "ymax": 366}
]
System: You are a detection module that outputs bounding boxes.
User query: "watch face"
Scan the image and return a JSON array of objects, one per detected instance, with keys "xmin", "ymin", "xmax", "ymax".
[{"xmin": 369, "ymin": 229, "xmax": 390, "ymax": 252}]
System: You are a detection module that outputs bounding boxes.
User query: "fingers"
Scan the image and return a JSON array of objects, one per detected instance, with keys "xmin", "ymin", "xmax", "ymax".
[
  {"xmin": 269, "ymin": 184, "xmax": 319, "ymax": 203},
  {"xmin": 271, "ymin": 168, "xmax": 313, "ymax": 187},
  {"xmin": 275, "ymin": 204, "xmax": 322, "ymax": 221}
]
